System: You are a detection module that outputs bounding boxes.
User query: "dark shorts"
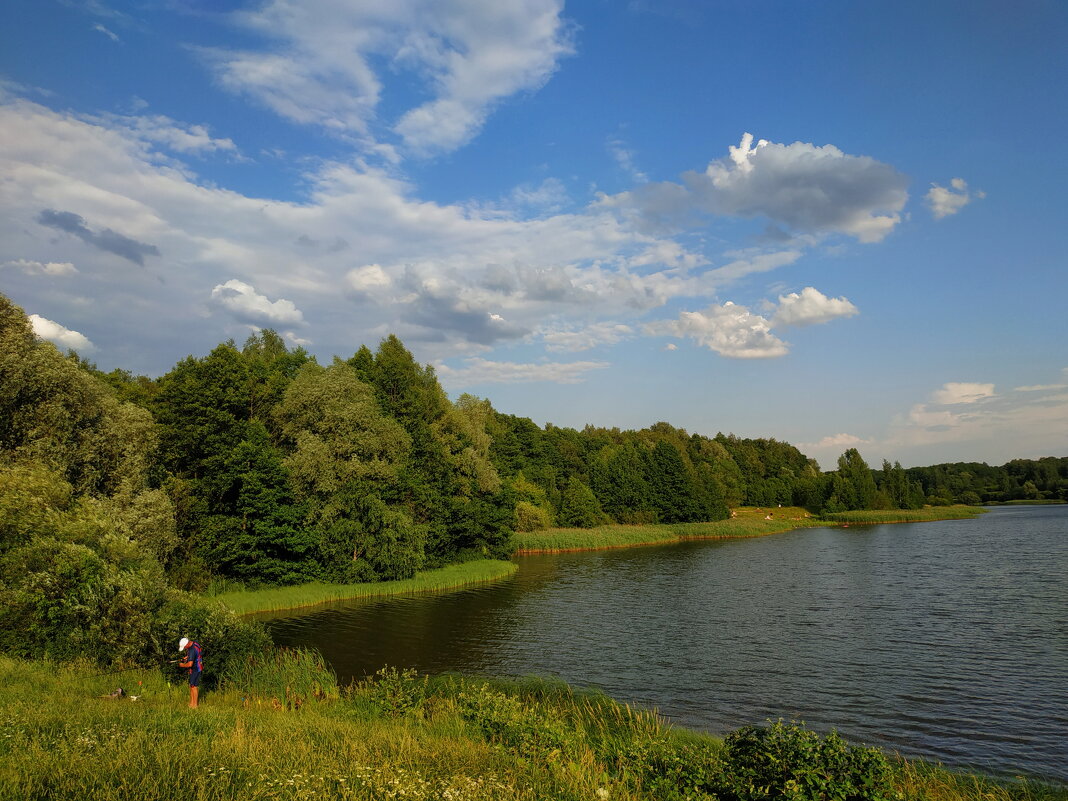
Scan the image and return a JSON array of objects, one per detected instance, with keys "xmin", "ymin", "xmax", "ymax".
[{"xmin": 189, "ymin": 670, "xmax": 202, "ymax": 687}]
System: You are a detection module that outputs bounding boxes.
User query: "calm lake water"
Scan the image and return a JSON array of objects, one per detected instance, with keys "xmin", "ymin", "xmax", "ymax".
[{"xmin": 264, "ymin": 505, "xmax": 1068, "ymax": 782}]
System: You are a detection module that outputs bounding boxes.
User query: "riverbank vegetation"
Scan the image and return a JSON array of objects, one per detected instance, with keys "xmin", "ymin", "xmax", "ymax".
[
  {"xmin": 211, "ymin": 559, "xmax": 517, "ymax": 615},
  {"xmin": 2, "ymin": 655, "xmax": 1063, "ymax": 801},
  {"xmin": 515, "ymin": 506, "xmax": 984, "ymax": 553}
]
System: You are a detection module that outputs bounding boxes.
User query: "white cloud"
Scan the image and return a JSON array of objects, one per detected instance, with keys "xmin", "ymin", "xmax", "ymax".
[
  {"xmin": 92, "ymin": 23, "xmax": 120, "ymax": 42},
  {"xmin": 608, "ymin": 137, "xmax": 647, "ymax": 183},
  {"xmin": 1014, "ymin": 383, "xmax": 1067, "ymax": 392},
  {"xmin": 772, "ymin": 286, "xmax": 858, "ymax": 327},
  {"xmin": 210, "ymin": 280, "xmax": 305, "ymax": 326},
  {"xmin": 931, "ymin": 382, "xmax": 996, "ymax": 405},
  {"xmin": 647, "ymin": 301, "xmax": 788, "ymax": 359},
  {"xmin": 347, "ymin": 264, "xmax": 393, "ymax": 293},
  {"xmin": 2, "ymin": 259, "xmax": 77, "ymax": 276},
  {"xmin": 604, "ymin": 133, "xmax": 909, "ymax": 242},
  {"xmin": 926, "ymin": 177, "xmax": 984, "ymax": 219},
  {"xmin": 801, "ymin": 433, "xmax": 871, "ymax": 451},
  {"xmin": 437, "ymin": 356, "xmax": 609, "ymax": 385},
  {"xmin": 204, "ymin": 0, "xmax": 574, "ymax": 156},
  {"xmin": 542, "ymin": 322, "xmax": 633, "ymax": 352},
  {"xmin": 29, "ymin": 313, "xmax": 95, "ymax": 351},
  {"xmin": 0, "ymin": 97, "xmax": 878, "ymax": 372}
]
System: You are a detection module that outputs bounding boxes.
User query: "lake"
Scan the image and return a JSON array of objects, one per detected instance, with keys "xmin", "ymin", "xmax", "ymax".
[{"xmin": 263, "ymin": 505, "xmax": 1068, "ymax": 782}]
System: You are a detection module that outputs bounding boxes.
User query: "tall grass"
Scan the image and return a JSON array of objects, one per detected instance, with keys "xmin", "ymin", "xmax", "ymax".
[
  {"xmin": 1, "ymin": 656, "xmax": 1061, "ymax": 801},
  {"xmin": 515, "ymin": 507, "xmax": 825, "ymax": 554},
  {"xmin": 515, "ymin": 506, "xmax": 987, "ymax": 554},
  {"xmin": 212, "ymin": 559, "xmax": 517, "ymax": 615},
  {"xmin": 821, "ymin": 506, "xmax": 985, "ymax": 524}
]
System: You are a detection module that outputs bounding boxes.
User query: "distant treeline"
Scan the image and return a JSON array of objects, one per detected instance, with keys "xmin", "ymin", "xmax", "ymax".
[{"xmin": 2, "ymin": 291, "xmax": 1066, "ymax": 606}]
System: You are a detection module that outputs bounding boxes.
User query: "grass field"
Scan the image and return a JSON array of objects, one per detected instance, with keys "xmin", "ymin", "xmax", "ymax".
[
  {"xmin": 1, "ymin": 656, "xmax": 1061, "ymax": 801},
  {"xmin": 819, "ymin": 507, "xmax": 985, "ymax": 524},
  {"xmin": 211, "ymin": 559, "xmax": 518, "ymax": 615}
]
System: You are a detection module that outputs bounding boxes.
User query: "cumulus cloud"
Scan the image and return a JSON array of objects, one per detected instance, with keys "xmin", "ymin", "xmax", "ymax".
[
  {"xmin": 647, "ymin": 301, "xmax": 788, "ymax": 359},
  {"xmin": 926, "ymin": 177, "xmax": 984, "ymax": 219},
  {"xmin": 2, "ymin": 258, "xmax": 77, "ymax": 276},
  {"xmin": 29, "ymin": 313, "xmax": 95, "ymax": 351},
  {"xmin": 210, "ymin": 279, "xmax": 305, "ymax": 326},
  {"xmin": 604, "ymin": 133, "xmax": 909, "ymax": 242},
  {"xmin": 772, "ymin": 286, "xmax": 859, "ymax": 327},
  {"xmin": 37, "ymin": 209, "xmax": 160, "ymax": 266},
  {"xmin": 437, "ymin": 356, "xmax": 609, "ymax": 385},
  {"xmin": 932, "ymin": 382, "xmax": 996, "ymax": 405},
  {"xmin": 0, "ymin": 98, "xmax": 888, "ymax": 372},
  {"xmin": 542, "ymin": 322, "xmax": 633, "ymax": 352},
  {"xmin": 204, "ymin": 0, "xmax": 573, "ymax": 156}
]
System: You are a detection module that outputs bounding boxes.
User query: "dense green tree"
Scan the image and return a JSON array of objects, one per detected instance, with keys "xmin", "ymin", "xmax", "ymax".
[{"xmin": 559, "ymin": 476, "xmax": 609, "ymax": 528}]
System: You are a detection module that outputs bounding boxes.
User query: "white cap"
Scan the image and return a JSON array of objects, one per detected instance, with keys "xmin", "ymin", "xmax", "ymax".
[{"xmin": 179, "ymin": 637, "xmax": 190, "ymax": 650}]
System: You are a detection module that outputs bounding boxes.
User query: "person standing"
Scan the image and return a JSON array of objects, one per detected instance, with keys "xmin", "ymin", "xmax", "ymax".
[{"xmin": 177, "ymin": 637, "xmax": 203, "ymax": 708}]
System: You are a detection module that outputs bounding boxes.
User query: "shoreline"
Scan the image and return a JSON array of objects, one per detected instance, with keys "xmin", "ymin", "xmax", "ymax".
[{"xmin": 212, "ymin": 506, "xmax": 984, "ymax": 615}]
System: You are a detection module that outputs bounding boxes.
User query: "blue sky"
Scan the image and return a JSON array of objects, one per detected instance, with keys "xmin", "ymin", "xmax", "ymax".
[{"xmin": 2, "ymin": 0, "xmax": 1066, "ymax": 469}]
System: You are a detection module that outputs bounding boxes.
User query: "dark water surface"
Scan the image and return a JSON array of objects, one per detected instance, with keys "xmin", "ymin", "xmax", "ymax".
[{"xmin": 264, "ymin": 506, "xmax": 1068, "ymax": 781}]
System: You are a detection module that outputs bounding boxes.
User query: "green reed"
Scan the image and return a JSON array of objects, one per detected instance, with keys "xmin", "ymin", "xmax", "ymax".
[{"xmin": 213, "ymin": 559, "xmax": 518, "ymax": 615}]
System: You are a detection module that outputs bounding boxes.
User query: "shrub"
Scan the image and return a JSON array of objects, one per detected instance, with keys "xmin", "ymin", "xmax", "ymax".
[
  {"xmin": 349, "ymin": 665, "xmax": 430, "ymax": 717},
  {"xmin": 714, "ymin": 720, "xmax": 893, "ymax": 801}
]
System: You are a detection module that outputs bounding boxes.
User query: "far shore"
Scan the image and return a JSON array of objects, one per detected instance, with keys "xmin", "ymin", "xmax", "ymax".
[
  {"xmin": 212, "ymin": 505, "xmax": 984, "ymax": 616},
  {"xmin": 513, "ymin": 505, "xmax": 985, "ymax": 554}
]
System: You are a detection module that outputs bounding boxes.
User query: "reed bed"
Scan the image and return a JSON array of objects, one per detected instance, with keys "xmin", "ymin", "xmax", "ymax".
[
  {"xmin": 516, "ymin": 505, "xmax": 988, "ymax": 554},
  {"xmin": 212, "ymin": 559, "xmax": 517, "ymax": 615},
  {"xmin": 515, "ymin": 507, "xmax": 824, "ymax": 554},
  {"xmin": 821, "ymin": 506, "xmax": 985, "ymax": 524}
]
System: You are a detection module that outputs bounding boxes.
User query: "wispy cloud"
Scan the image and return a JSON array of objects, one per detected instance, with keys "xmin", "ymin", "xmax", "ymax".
[
  {"xmin": 202, "ymin": 0, "xmax": 574, "ymax": 157},
  {"xmin": 437, "ymin": 357, "xmax": 610, "ymax": 385},
  {"xmin": 2, "ymin": 258, "xmax": 77, "ymax": 276}
]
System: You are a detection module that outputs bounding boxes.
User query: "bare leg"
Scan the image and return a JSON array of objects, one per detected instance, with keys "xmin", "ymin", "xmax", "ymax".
[{"xmin": 189, "ymin": 685, "xmax": 199, "ymax": 708}]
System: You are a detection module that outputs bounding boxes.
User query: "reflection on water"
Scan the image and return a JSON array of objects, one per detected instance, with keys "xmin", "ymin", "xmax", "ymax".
[{"xmin": 265, "ymin": 506, "xmax": 1068, "ymax": 782}]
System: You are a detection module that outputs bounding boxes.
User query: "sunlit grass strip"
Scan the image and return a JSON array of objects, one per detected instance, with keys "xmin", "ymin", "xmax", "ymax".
[
  {"xmin": 515, "ymin": 507, "xmax": 824, "ymax": 553},
  {"xmin": 513, "ymin": 523, "xmax": 680, "ymax": 553},
  {"xmin": 821, "ymin": 506, "xmax": 985, "ymax": 524},
  {"xmin": 213, "ymin": 559, "xmax": 518, "ymax": 615}
]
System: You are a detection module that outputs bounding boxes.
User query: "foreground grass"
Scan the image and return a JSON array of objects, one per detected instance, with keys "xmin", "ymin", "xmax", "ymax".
[
  {"xmin": 0, "ymin": 656, "xmax": 1061, "ymax": 801},
  {"xmin": 514, "ymin": 506, "xmax": 985, "ymax": 554},
  {"xmin": 212, "ymin": 559, "xmax": 518, "ymax": 615}
]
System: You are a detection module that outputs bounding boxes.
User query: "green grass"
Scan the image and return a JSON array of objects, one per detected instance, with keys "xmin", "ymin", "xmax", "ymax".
[
  {"xmin": 211, "ymin": 559, "xmax": 518, "ymax": 615},
  {"xmin": 515, "ymin": 506, "xmax": 987, "ymax": 554},
  {"xmin": 516, "ymin": 507, "xmax": 824, "ymax": 553},
  {"xmin": 820, "ymin": 506, "xmax": 985, "ymax": 524},
  {"xmin": 1, "ymin": 656, "xmax": 1062, "ymax": 801}
]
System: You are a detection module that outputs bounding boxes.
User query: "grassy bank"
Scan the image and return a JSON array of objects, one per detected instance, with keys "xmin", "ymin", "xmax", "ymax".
[
  {"xmin": 820, "ymin": 506, "xmax": 985, "ymax": 524},
  {"xmin": 515, "ymin": 505, "xmax": 984, "ymax": 554},
  {"xmin": 211, "ymin": 559, "xmax": 518, "ymax": 615},
  {"xmin": 0, "ymin": 655, "xmax": 1061, "ymax": 801}
]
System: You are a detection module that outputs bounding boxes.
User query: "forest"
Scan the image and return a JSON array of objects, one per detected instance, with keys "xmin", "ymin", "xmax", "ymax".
[{"xmin": 2, "ymin": 291, "xmax": 1067, "ymax": 667}]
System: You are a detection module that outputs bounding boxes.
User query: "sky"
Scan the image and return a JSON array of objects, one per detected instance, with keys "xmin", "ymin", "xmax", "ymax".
[{"xmin": 2, "ymin": 0, "xmax": 1066, "ymax": 470}]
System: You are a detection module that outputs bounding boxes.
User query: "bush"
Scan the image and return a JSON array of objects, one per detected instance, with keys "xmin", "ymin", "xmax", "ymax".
[
  {"xmin": 349, "ymin": 665, "xmax": 430, "ymax": 717},
  {"xmin": 714, "ymin": 720, "xmax": 893, "ymax": 801},
  {"xmin": 151, "ymin": 594, "xmax": 271, "ymax": 688}
]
